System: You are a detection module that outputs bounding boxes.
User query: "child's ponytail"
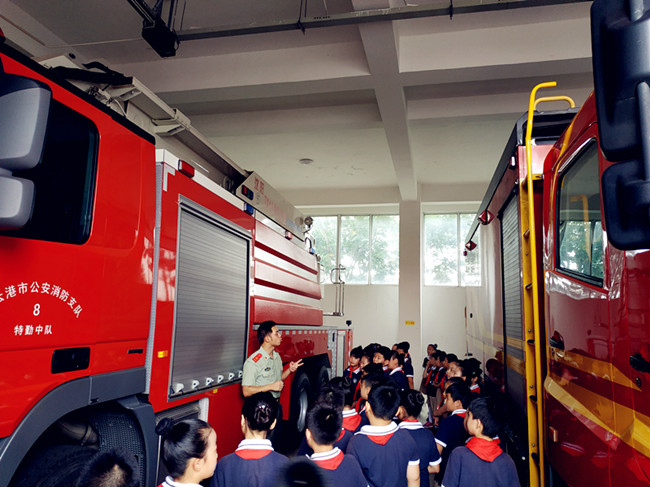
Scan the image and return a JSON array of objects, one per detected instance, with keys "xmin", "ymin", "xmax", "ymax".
[
  {"xmin": 156, "ymin": 418, "xmax": 211, "ymax": 478},
  {"xmin": 242, "ymin": 391, "xmax": 278, "ymax": 432},
  {"xmin": 399, "ymin": 388, "xmax": 425, "ymax": 418}
]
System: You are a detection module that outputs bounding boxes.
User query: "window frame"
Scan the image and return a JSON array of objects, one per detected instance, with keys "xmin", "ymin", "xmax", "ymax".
[
  {"xmin": 554, "ymin": 138, "xmax": 604, "ymax": 288},
  {"xmin": 339, "ymin": 215, "xmax": 371, "ymax": 285},
  {"xmin": 312, "ymin": 214, "xmax": 400, "ymax": 285},
  {"xmin": 423, "ymin": 212, "xmax": 482, "ymax": 287}
]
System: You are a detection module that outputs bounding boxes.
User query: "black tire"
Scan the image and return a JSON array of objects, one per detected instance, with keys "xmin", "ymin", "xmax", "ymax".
[
  {"xmin": 289, "ymin": 372, "xmax": 312, "ymax": 434},
  {"xmin": 314, "ymin": 365, "xmax": 331, "ymax": 398},
  {"xmin": 11, "ymin": 445, "xmax": 96, "ymax": 487}
]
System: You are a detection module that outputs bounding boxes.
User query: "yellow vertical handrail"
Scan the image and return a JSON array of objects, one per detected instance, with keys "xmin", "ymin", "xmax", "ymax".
[
  {"xmin": 523, "ymin": 83, "xmax": 575, "ymax": 487},
  {"xmin": 524, "ymin": 82, "xmax": 557, "ymax": 487}
]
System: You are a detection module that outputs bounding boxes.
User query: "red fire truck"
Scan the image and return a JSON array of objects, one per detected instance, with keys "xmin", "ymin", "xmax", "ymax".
[
  {"xmin": 464, "ymin": 2, "xmax": 650, "ymax": 486},
  {"xmin": 0, "ymin": 32, "xmax": 351, "ymax": 486}
]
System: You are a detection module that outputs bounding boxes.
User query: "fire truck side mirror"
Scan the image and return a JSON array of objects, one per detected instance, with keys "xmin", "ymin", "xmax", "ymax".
[
  {"xmin": 592, "ymin": 0, "xmax": 650, "ymax": 250},
  {"xmin": 0, "ymin": 73, "xmax": 51, "ymax": 229},
  {"xmin": 591, "ymin": 0, "xmax": 650, "ymax": 161},
  {"xmin": 602, "ymin": 159, "xmax": 650, "ymax": 250}
]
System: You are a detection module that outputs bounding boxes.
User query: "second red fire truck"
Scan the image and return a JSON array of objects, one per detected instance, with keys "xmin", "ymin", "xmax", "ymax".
[{"xmin": 464, "ymin": 2, "xmax": 650, "ymax": 486}]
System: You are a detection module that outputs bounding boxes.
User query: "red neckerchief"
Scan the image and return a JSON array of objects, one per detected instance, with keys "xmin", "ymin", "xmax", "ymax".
[
  {"xmin": 435, "ymin": 368, "xmax": 446, "ymax": 383},
  {"xmin": 356, "ymin": 400, "xmax": 366, "ymax": 414},
  {"xmin": 390, "ymin": 367, "xmax": 405, "ymax": 376},
  {"xmin": 466, "ymin": 437, "xmax": 503, "ymax": 462},
  {"xmin": 235, "ymin": 439, "xmax": 273, "ymax": 460},
  {"xmin": 311, "ymin": 448, "xmax": 345, "ymax": 470},
  {"xmin": 358, "ymin": 422, "xmax": 398, "ymax": 446},
  {"xmin": 425, "ymin": 368, "xmax": 433, "ymax": 386},
  {"xmin": 425, "ymin": 366, "xmax": 436, "ymax": 386},
  {"xmin": 342, "ymin": 410, "xmax": 362, "ymax": 431},
  {"xmin": 369, "ymin": 433, "xmax": 393, "ymax": 445},
  {"xmin": 353, "ymin": 379, "xmax": 362, "ymax": 401},
  {"xmin": 236, "ymin": 450, "xmax": 271, "ymax": 459},
  {"xmin": 345, "ymin": 366, "xmax": 361, "ymax": 379},
  {"xmin": 470, "ymin": 384, "xmax": 481, "ymax": 394},
  {"xmin": 337, "ymin": 428, "xmax": 346, "ymax": 442}
]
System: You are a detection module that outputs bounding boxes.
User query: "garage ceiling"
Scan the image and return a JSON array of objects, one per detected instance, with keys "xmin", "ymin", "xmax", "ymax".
[{"xmin": 2, "ymin": 0, "xmax": 594, "ymax": 208}]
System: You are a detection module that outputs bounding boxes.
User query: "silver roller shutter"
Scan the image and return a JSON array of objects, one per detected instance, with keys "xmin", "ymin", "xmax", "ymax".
[
  {"xmin": 500, "ymin": 193, "xmax": 528, "ymax": 451},
  {"xmin": 170, "ymin": 202, "xmax": 250, "ymax": 397},
  {"xmin": 502, "ymin": 196, "xmax": 524, "ymax": 361}
]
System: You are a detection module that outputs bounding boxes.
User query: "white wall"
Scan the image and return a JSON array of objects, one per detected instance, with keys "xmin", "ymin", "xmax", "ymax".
[
  {"xmin": 422, "ymin": 286, "xmax": 471, "ymax": 360},
  {"xmin": 311, "ymin": 201, "xmax": 479, "ymax": 374},
  {"xmin": 323, "ymin": 283, "xmax": 470, "ymax": 374},
  {"xmin": 323, "ymin": 284, "xmax": 399, "ymax": 351}
]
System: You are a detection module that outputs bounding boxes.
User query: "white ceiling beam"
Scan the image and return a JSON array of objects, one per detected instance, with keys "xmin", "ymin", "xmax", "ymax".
[{"xmin": 353, "ymin": 0, "xmax": 418, "ymax": 201}]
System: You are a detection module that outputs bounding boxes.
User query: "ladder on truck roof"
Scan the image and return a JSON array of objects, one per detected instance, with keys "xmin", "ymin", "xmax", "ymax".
[
  {"xmin": 521, "ymin": 82, "xmax": 575, "ymax": 487},
  {"xmin": 109, "ymin": 76, "xmax": 308, "ymax": 238},
  {"xmin": 42, "ymin": 58, "xmax": 307, "ymax": 239}
]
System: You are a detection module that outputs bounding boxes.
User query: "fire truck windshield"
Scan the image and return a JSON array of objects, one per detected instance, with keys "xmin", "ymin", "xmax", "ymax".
[{"xmin": 0, "ymin": 99, "xmax": 98, "ymax": 244}]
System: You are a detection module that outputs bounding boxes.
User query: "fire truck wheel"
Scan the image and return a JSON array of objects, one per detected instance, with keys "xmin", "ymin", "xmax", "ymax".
[
  {"xmin": 11, "ymin": 444, "xmax": 95, "ymax": 487},
  {"xmin": 314, "ymin": 365, "xmax": 331, "ymax": 396},
  {"xmin": 289, "ymin": 372, "xmax": 312, "ymax": 434}
]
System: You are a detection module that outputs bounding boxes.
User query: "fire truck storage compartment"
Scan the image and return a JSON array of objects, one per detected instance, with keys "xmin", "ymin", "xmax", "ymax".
[
  {"xmin": 170, "ymin": 198, "xmax": 250, "ymax": 398},
  {"xmin": 500, "ymin": 193, "xmax": 528, "ymax": 463}
]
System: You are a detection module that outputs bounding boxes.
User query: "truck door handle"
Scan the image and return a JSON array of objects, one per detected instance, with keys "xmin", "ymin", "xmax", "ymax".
[
  {"xmin": 630, "ymin": 353, "xmax": 650, "ymax": 373},
  {"xmin": 549, "ymin": 334, "xmax": 564, "ymax": 350}
]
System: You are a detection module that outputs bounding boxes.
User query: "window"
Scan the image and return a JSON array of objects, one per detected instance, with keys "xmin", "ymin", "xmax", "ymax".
[
  {"xmin": 309, "ymin": 215, "xmax": 338, "ymax": 281},
  {"xmin": 0, "ymin": 100, "xmax": 98, "ymax": 244},
  {"xmin": 460, "ymin": 213, "xmax": 481, "ymax": 286},
  {"xmin": 424, "ymin": 213, "xmax": 481, "ymax": 286},
  {"xmin": 311, "ymin": 215, "xmax": 399, "ymax": 284},
  {"xmin": 556, "ymin": 141, "xmax": 603, "ymax": 284},
  {"xmin": 424, "ymin": 214, "xmax": 457, "ymax": 286},
  {"xmin": 371, "ymin": 215, "xmax": 400, "ymax": 284},
  {"xmin": 340, "ymin": 216, "xmax": 370, "ymax": 284}
]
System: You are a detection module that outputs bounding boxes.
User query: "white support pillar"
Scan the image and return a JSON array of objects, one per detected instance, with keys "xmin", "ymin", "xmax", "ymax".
[{"xmin": 398, "ymin": 199, "xmax": 423, "ymax": 371}]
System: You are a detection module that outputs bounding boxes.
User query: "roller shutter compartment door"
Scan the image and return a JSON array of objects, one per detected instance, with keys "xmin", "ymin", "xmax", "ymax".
[{"xmin": 170, "ymin": 205, "xmax": 250, "ymax": 396}]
